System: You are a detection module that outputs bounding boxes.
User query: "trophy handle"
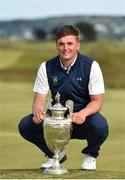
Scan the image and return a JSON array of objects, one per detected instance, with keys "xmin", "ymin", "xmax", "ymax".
[{"xmin": 66, "ymin": 100, "xmax": 74, "ymax": 114}]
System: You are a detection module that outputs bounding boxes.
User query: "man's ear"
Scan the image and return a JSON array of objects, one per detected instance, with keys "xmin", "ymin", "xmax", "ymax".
[{"xmin": 77, "ymin": 42, "xmax": 80, "ymax": 50}]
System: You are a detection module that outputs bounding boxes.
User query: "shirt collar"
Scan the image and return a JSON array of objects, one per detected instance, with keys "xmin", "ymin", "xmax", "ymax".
[{"xmin": 59, "ymin": 54, "xmax": 78, "ymax": 71}]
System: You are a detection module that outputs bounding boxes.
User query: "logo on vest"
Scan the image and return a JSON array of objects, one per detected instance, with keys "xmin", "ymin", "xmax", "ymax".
[
  {"xmin": 77, "ymin": 77, "xmax": 82, "ymax": 81},
  {"xmin": 52, "ymin": 76, "xmax": 58, "ymax": 84}
]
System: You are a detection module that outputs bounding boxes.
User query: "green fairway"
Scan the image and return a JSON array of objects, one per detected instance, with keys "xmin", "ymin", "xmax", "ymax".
[
  {"xmin": 0, "ymin": 39, "xmax": 125, "ymax": 178},
  {"xmin": 0, "ymin": 81, "xmax": 125, "ymax": 179},
  {"xmin": 0, "ymin": 39, "xmax": 125, "ymax": 88}
]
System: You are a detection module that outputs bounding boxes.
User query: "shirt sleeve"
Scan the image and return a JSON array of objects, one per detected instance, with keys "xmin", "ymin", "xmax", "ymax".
[
  {"xmin": 88, "ymin": 61, "xmax": 105, "ymax": 95},
  {"xmin": 33, "ymin": 61, "xmax": 49, "ymax": 94}
]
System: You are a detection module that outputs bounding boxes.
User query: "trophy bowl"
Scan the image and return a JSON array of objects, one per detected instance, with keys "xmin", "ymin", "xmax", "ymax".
[{"xmin": 43, "ymin": 92, "xmax": 72, "ymax": 175}]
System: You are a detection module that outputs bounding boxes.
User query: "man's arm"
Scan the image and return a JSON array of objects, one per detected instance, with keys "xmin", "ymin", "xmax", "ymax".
[
  {"xmin": 72, "ymin": 94, "xmax": 104, "ymax": 124},
  {"xmin": 32, "ymin": 92, "xmax": 47, "ymax": 124}
]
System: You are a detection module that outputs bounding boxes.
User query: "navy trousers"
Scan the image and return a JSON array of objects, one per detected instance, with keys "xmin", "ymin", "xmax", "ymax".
[{"xmin": 18, "ymin": 112, "xmax": 109, "ymax": 158}]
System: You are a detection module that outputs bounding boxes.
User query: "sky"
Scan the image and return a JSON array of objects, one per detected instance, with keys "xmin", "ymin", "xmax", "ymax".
[{"xmin": 0, "ymin": 0, "xmax": 125, "ymax": 21}]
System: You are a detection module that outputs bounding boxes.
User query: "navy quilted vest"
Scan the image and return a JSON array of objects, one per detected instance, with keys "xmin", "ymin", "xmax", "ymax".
[{"xmin": 46, "ymin": 53, "xmax": 93, "ymax": 112}]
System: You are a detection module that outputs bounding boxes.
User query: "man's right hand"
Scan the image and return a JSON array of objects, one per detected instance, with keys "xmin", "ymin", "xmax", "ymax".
[{"xmin": 32, "ymin": 112, "xmax": 44, "ymax": 124}]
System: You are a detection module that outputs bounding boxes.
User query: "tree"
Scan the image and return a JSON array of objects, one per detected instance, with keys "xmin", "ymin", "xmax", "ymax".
[
  {"xmin": 51, "ymin": 27, "xmax": 59, "ymax": 40},
  {"xmin": 33, "ymin": 28, "xmax": 47, "ymax": 40},
  {"xmin": 75, "ymin": 22, "xmax": 97, "ymax": 41}
]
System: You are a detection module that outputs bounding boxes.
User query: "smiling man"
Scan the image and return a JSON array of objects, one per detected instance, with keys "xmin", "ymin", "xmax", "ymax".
[{"xmin": 18, "ymin": 25, "xmax": 109, "ymax": 170}]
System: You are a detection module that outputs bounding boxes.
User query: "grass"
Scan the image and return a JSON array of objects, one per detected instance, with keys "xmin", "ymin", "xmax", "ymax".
[
  {"xmin": 0, "ymin": 50, "xmax": 22, "ymax": 69},
  {"xmin": 0, "ymin": 39, "xmax": 125, "ymax": 178},
  {"xmin": 0, "ymin": 81, "xmax": 125, "ymax": 178},
  {"xmin": 0, "ymin": 39, "xmax": 125, "ymax": 87},
  {"xmin": 0, "ymin": 169, "xmax": 125, "ymax": 179}
]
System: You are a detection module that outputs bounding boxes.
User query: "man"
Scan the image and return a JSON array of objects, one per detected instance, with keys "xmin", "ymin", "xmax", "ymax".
[{"xmin": 18, "ymin": 25, "xmax": 109, "ymax": 170}]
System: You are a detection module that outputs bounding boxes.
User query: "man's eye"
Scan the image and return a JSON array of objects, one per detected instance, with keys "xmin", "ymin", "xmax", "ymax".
[
  {"xmin": 68, "ymin": 42, "xmax": 73, "ymax": 46},
  {"xmin": 58, "ymin": 43, "xmax": 64, "ymax": 46}
]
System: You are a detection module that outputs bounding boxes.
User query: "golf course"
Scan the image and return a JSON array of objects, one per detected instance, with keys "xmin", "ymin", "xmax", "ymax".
[{"xmin": 0, "ymin": 39, "xmax": 125, "ymax": 179}]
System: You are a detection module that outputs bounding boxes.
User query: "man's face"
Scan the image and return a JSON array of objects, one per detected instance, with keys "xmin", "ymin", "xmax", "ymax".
[{"xmin": 56, "ymin": 35, "xmax": 80, "ymax": 61}]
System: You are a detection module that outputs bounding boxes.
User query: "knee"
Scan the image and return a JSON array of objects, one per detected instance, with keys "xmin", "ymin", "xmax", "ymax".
[
  {"xmin": 94, "ymin": 125, "xmax": 109, "ymax": 143},
  {"xmin": 18, "ymin": 118, "xmax": 25, "ymax": 136},
  {"xmin": 88, "ymin": 113, "xmax": 109, "ymax": 143},
  {"xmin": 18, "ymin": 117, "xmax": 27, "ymax": 138},
  {"xmin": 18, "ymin": 114, "xmax": 33, "ymax": 138}
]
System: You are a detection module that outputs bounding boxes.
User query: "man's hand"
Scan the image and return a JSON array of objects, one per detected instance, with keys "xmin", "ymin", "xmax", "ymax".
[
  {"xmin": 71, "ymin": 94, "xmax": 104, "ymax": 124},
  {"xmin": 32, "ymin": 112, "xmax": 44, "ymax": 124},
  {"xmin": 72, "ymin": 111, "xmax": 86, "ymax": 124}
]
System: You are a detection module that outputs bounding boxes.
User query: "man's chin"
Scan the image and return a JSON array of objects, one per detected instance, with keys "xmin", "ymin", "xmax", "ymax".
[{"xmin": 61, "ymin": 55, "xmax": 72, "ymax": 61}]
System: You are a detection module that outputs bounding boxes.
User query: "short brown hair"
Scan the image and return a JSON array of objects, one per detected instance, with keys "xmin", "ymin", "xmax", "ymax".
[{"xmin": 56, "ymin": 25, "xmax": 80, "ymax": 41}]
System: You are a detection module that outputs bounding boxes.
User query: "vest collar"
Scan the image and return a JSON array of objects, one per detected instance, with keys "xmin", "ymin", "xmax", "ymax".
[{"xmin": 59, "ymin": 54, "xmax": 78, "ymax": 73}]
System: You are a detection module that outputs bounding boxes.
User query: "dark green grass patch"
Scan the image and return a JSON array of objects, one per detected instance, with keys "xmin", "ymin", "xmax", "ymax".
[{"xmin": 0, "ymin": 169, "xmax": 125, "ymax": 179}]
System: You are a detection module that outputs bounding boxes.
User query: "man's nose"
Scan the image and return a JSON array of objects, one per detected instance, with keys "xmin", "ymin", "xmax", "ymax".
[{"xmin": 64, "ymin": 44, "xmax": 69, "ymax": 50}]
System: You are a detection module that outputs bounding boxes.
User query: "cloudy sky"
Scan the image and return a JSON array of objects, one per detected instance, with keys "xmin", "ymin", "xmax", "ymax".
[{"xmin": 0, "ymin": 0, "xmax": 125, "ymax": 21}]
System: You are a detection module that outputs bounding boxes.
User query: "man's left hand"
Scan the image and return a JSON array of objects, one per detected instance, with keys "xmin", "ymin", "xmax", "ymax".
[{"xmin": 72, "ymin": 111, "xmax": 86, "ymax": 124}]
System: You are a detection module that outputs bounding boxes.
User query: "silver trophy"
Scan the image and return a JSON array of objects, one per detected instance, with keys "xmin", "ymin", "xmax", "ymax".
[{"xmin": 43, "ymin": 92, "xmax": 73, "ymax": 174}]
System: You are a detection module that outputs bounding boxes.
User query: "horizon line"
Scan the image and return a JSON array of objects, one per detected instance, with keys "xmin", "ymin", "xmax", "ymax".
[{"xmin": 0, "ymin": 14, "xmax": 125, "ymax": 22}]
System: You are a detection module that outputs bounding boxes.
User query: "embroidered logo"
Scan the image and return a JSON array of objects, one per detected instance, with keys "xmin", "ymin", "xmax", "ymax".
[
  {"xmin": 77, "ymin": 77, "xmax": 82, "ymax": 81},
  {"xmin": 52, "ymin": 76, "xmax": 58, "ymax": 84}
]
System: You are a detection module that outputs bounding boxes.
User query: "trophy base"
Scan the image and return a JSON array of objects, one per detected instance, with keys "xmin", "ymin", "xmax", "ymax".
[{"xmin": 43, "ymin": 167, "xmax": 68, "ymax": 175}]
